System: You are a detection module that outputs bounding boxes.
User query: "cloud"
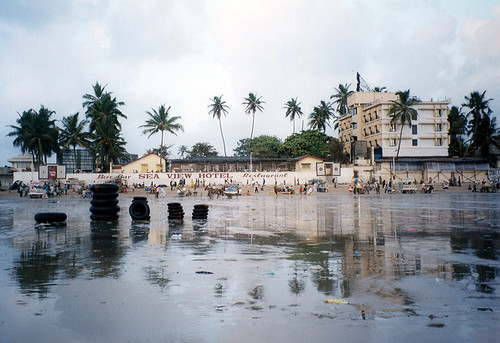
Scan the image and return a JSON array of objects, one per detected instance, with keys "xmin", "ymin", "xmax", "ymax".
[{"xmin": 1, "ymin": 0, "xmax": 499, "ymax": 167}]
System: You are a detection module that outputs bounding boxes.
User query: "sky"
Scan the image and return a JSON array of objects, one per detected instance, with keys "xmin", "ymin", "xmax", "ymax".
[{"xmin": 1, "ymin": 0, "xmax": 499, "ymax": 167}]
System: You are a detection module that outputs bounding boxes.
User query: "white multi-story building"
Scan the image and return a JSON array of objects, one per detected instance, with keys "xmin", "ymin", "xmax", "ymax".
[{"xmin": 338, "ymin": 92, "xmax": 450, "ymax": 160}]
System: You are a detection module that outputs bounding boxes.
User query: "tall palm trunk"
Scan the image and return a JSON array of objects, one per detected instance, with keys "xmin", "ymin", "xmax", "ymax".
[
  {"xmin": 160, "ymin": 130, "xmax": 164, "ymax": 172},
  {"xmin": 73, "ymin": 145, "xmax": 78, "ymax": 171},
  {"xmin": 219, "ymin": 118, "xmax": 227, "ymax": 157},
  {"xmin": 396, "ymin": 125, "xmax": 404, "ymax": 159},
  {"xmin": 250, "ymin": 113, "xmax": 255, "ymax": 141}
]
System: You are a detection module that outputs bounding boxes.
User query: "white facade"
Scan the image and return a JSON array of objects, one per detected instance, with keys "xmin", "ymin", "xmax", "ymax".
[{"xmin": 339, "ymin": 92, "xmax": 450, "ymax": 159}]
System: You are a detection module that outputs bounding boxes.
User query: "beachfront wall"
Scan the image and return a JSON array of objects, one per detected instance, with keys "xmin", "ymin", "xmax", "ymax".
[{"xmin": 13, "ymin": 167, "xmax": 355, "ymax": 187}]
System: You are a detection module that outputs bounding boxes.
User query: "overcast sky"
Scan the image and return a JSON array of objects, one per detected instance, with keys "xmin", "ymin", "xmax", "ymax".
[{"xmin": 1, "ymin": 0, "xmax": 499, "ymax": 167}]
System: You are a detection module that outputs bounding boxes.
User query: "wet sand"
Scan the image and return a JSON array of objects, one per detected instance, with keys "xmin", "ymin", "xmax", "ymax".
[{"xmin": 0, "ymin": 187, "xmax": 498, "ymax": 342}]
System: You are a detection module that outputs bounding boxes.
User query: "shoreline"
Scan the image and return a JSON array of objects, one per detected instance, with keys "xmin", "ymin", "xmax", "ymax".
[{"xmin": 0, "ymin": 183, "xmax": 492, "ymax": 200}]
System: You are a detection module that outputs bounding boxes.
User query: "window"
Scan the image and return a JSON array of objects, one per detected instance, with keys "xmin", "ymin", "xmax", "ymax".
[
  {"xmin": 412, "ymin": 124, "xmax": 418, "ymax": 135},
  {"xmin": 390, "ymin": 138, "xmax": 397, "ymax": 147},
  {"xmin": 435, "ymin": 109, "xmax": 442, "ymax": 117},
  {"xmin": 301, "ymin": 163, "xmax": 311, "ymax": 170},
  {"xmin": 352, "ymin": 123, "xmax": 357, "ymax": 129},
  {"xmin": 389, "ymin": 123, "xmax": 396, "ymax": 132},
  {"xmin": 412, "ymin": 139, "xmax": 418, "ymax": 146},
  {"xmin": 435, "ymin": 138, "xmax": 443, "ymax": 146},
  {"xmin": 353, "ymin": 108, "xmax": 357, "ymax": 115},
  {"xmin": 435, "ymin": 123, "xmax": 442, "ymax": 132}
]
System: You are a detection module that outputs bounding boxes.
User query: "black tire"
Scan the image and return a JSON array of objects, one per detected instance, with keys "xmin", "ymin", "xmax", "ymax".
[
  {"xmin": 192, "ymin": 215, "xmax": 208, "ymax": 219},
  {"xmin": 34, "ymin": 212, "xmax": 67, "ymax": 223},
  {"xmin": 90, "ymin": 198, "xmax": 119, "ymax": 207},
  {"xmin": 192, "ymin": 209, "xmax": 209, "ymax": 214},
  {"xmin": 90, "ymin": 184, "xmax": 119, "ymax": 193},
  {"xmin": 92, "ymin": 192, "xmax": 119, "ymax": 200},
  {"xmin": 194, "ymin": 204, "xmax": 209, "ymax": 209},
  {"xmin": 129, "ymin": 201, "xmax": 151, "ymax": 220},
  {"xmin": 90, "ymin": 213, "xmax": 119, "ymax": 221},
  {"xmin": 133, "ymin": 196, "xmax": 148, "ymax": 201},
  {"xmin": 167, "ymin": 202, "xmax": 181, "ymax": 207},
  {"xmin": 90, "ymin": 205, "xmax": 120, "ymax": 215},
  {"xmin": 168, "ymin": 215, "xmax": 184, "ymax": 219}
]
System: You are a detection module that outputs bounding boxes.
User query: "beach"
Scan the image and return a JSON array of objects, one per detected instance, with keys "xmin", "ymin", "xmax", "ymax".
[{"xmin": 0, "ymin": 186, "xmax": 498, "ymax": 342}]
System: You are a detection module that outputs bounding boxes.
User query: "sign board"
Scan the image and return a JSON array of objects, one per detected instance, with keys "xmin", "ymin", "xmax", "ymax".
[
  {"xmin": 316, "ymin": 162, "xmax": 341, "ymax": 176},
  {"xmin": 39, "ymin": 165, "xmax": 67, "ymax": 180}
]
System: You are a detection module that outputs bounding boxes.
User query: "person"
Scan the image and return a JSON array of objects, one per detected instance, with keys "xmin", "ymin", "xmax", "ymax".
[{"xmin": 255, "ymin": 185, "xmax": 259, "ymax": 193}]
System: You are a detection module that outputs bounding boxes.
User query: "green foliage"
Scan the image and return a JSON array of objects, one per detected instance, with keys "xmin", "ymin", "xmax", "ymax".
[
  {"xmin": 188, "ymin": 142, "xmax": 218, "ymax": 158},
  {"xmin": 278, "ymin": 130, "xmax": 331, "ymax": 158},
  {"xmin": 58, "ymin": 113, "xmax": 92, "ymax": 171},
  {"xmin": 387, "ymin": 89, "xmax": 420, "ymax": 159},
  {"xmin": 7, "ymin": 106, "xmax": 59, "ymax": 168},
  {"xmin": 233, "ymin": 135, "xmax": 282, "ymax": 158},
  {"xmin": 331, "ymin": 83, "xmax": 354, "ymax": 116},
  {"xmin": 327, "ymin": 138, "xmax": 350, "ymax": 164},
  {"xmin": 209, "ymin": 95, "xmax": 230, "ymax": 157},
  {"xmin": 243, "ymin": 92, "xmax": 265, "ymax": 142},
  {"xmin": 447, "ymin": 106, "xmax": 467, "ymax": 157},
  {"xmin": 308, "ymin": 101, "xmax": 335, "ymax": 133}
]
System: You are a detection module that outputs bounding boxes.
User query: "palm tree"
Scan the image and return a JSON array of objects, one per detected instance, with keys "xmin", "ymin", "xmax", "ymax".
[
  {"xmin": 284, "ymin": 98, "xmax": 303, "ymax": 134},
  {"xmin": 242, "ymin": 92, "xmax": 265, "ymax": 144},
  {"xmin": 58, "ymin": 113, "xmax": 92, "ymax": 171},
  {"xmin": 474, "ymin": 114, "xmax": 500, "ymax": 158},
  {"xmin": 373, "ymin": 86, "xmax": 387, "ymax": 92},
  {"xmin": 140, "ymin": 105, "xmax": 183, "ymax": 172},
  {"xmin": 447, "ymin": 106, "xmax": 467, "ymax": 157},
  {"xmin": 91, "ymin": 115, "xmax": 128, "ymax": 172},
  {"xmin": 178, "ymin": 145, "xmax": 189, "ymax": 158},
  {"xmin": 462, "ymin": 91, "xmax": 493, "ymax": 157},
  {"xmin": 82, "ymin": 82, "xmax": 126, "ymax": 131},
  {"xmin": 387, "ymin": 90, "xmax": 421, "ymax": 159},
  {"xmin": 208, "ymin": 95, "xmax": 230, "ymax": 157},
  {"xmin": 7, "ymin": 106, "xmax": 59, "ymax": 169},
  {"xmin": 308, "ymin": 101, "xmax": 334, "ymax": 133},
  {"xmin": 331, "ymin": 83, "xmax": 354, "ymax": 116}
]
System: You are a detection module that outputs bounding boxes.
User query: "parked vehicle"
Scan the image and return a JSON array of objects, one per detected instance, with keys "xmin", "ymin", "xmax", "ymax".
[
  {"xmin": 401, "ymin": 178, "xmax": 417, "ymax": 194},
  {"xmin": 28, "ymin": 182, "xmax": 44, "ymax": 198}
]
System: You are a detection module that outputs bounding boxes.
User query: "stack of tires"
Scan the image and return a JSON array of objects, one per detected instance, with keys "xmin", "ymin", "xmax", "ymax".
[
  {"xmin": 90, "ymin": 184, "xmax": 120, "ymax": 221},
  {"xmin": 129, "ymin": 196, "xmax": 150, "ymax": 220},
  {"xmin": 167, "ymin": 202, "xmax": 184, "ymax": 220},
  {"xmin": 192, "ymin": 204, "xmax": 209, "ymax": 220}
]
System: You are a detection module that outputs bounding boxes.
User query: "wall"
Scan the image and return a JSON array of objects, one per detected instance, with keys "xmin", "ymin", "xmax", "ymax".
[{"xmin": 14, "ymin": 167, "xmax": 355, "ymax": 187}]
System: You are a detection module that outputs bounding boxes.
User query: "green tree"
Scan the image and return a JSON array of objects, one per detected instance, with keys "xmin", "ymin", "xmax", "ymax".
[
  {"xmin": 178, "ymin": 145, "xmax": 189, "ymax": 158},
  {"xmin": 387, "ymin": 90, "xmax": 421, "ymax": 159},
  {"xmin": 308, "ymin": 101, "xmax": 335, "ymax": 133},
  {"xmin": 373, "ymin": 86, "xmax": 387, "ymax": 92},
  {"xmin": 462, "ymin": 91, "xmax": 493, "ymax": 158},
  {"xmin": 284, "ymin": 98, "xmax": 303, "ymax": 134},
  {"xmin": 233, "ymin": 135, "xmax": 282, "ymax": 158},
  {"xmin": 208, "ymin": 95, "xmax": 230, "ymax": 157},
  {"xmin": 83, "ymin": 82, "xmax": 126, "ymax": 132},
  {"xmin": 242, "ymin": 92, "xmax": 265, "ymax": 146},
  {"xmin": 331, "ymin": 83, "xmax": 354, "ymax": 116},
  {"xmin": 7, "ymin": 106, "xmax": 59, "ymax": 169},
  {"xmin": 140, "ymin": 104, "xmax": 183, "ymax": 172},
  {"xmin": 447, "ymin": 106, "xmax": 467, "ymax": 157},
  {"xmin": 473, "ymin": 114, "xmax": 499, "ymax": 159},
  {"xmin": 82, "ymin": 82, "xmax": 127, "ymax": 171},
  {"xmin": 328, "ymin": 138, "xmax": 350, "ymax": 164},
  {"xmin": 58, "ymin": 113, "xmax": 92, "ymax": 171},
  {"xmin": 91, "ymin": 115, "xmax": 129, "ymax": 172},
  {"xmin": 187, "ymin": 142, "xmax": 218, "ymax": 158},
  {"xmin": 278, "ymin": 130, "xmax": 331, "ymax": 158}
]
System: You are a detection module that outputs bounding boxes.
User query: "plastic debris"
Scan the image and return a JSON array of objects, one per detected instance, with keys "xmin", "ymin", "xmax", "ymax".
[{"xmin": 324, "ymin": 299, "xmax": 349, "ymax": 304}]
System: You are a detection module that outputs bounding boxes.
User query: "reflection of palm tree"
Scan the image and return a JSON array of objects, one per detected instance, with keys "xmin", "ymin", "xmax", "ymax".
[
  {"xmin": 140, "ymin": 105, "xmax": 183, "ymax": 172},
  {"xmin": 284, "ymin": 97, "xmax": 303, "ymax": 134},
  {"xmin": 387, "ymin": 90, "xmax": 420, "ymax": 159},
  {"xmin": 58, "ymin": 113, "xmax": 91, "ymax": 172},
  {"xmin": 208, "ymin": 95, "xmax": 230, "ymax": 157}
]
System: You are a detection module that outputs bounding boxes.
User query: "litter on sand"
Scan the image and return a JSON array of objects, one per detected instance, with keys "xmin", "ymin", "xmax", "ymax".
[{"xmin": 324, "ymin": 299, "xmax": 349, "ymax": 304}]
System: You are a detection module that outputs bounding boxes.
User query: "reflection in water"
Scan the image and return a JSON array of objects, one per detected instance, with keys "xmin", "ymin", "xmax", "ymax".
[{"xmin": 0, "ymin": 193, "xmax": 498, "ymax": 341}]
